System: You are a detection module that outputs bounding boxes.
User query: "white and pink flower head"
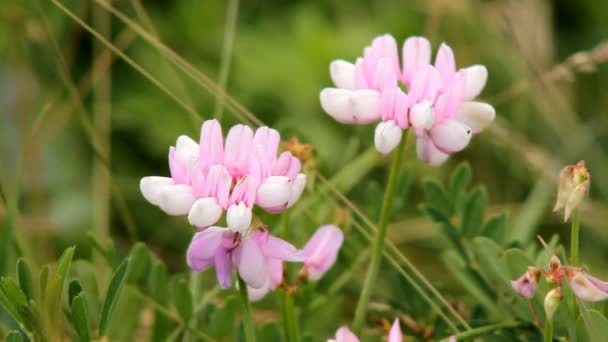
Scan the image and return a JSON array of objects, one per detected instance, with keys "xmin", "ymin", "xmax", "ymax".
[
  {"xmin": 140, "ymin": 119, "xmax": 307, "ymax": 233},
  {"xmin": 320, "ymin": 34, "xmax": 495, "ymax": 165}
]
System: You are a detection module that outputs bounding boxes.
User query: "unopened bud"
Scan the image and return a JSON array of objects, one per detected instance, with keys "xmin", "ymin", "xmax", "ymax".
[
  {"xmin": 544, "ymin": 287, "xmax": 562, "ymax": 321},
  {"xmin": 554, "ymin": 161, "xmax": 590, "ymax": 222}
]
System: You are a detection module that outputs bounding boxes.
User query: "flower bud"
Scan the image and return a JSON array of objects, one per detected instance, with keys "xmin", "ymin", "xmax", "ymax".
[
  {"xmin": 554, "ymin": 161, "xmax": 590, "ymax": 222},
  {"xmin": 226, "ymin": 202, "xmax": 253, "ymax": 233},
  {"xmin": 544, "ymin": 287, "xmax": 562, "ymax": 321},
  {"xmin": 374, "ymin": 120, "xmax": 403, "ymax": 155},
  {"xmin": 188, "ymin": 197, "xmax": 223, "ymax": 228},
  {"xmin": 387, "ymin": 319, "xmax": 402, "ymax": 342}
]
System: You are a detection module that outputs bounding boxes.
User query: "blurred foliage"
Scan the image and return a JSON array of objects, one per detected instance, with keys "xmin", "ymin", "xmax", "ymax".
[{"xmin": 1, "ymin": 0, "xmax": 608, "ymax": 340}]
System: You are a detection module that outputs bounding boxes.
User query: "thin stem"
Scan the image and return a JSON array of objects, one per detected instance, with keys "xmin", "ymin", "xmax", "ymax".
[
  {"xmin": 544, "ymin": 319, "xmax": 553, "ymax": 342},
  {"xmin": 278, "ymin": 209, "xmax": 299, "ymax": 342},
  {"xmin": 352, "ymin": 138, "xmax": 406, "ymax": 334},
  {"xmin": 280, "ymin": 291, "xmax": 298, "ymax": 342},
  {"xmin": 570, "ymin": 209, "xmax": 580, "ymax": 266},
  {"xmin": 238, "ymin": 276, "xmax": 257, "ymax": 342},
  {"xmin": 438, "ymin": 322, "xmax": 527, "ymax": 342}
]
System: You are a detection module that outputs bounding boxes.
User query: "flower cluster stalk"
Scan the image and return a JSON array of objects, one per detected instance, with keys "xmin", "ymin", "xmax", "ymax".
[
  {"xmin": 238, "ymin": 275, "xmax": 257, "ymax": 342},
  {"xmin": 570, "ymin": 209, "xmax": 580, "ymax": 266},
  {"xmin": 352, "ymin": 137, "xmax": 406, "ymax": 334}
]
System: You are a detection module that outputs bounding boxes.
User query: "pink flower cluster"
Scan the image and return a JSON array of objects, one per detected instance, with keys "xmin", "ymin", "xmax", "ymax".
[
  {"xmin": 328, "ymin": 320, "xmax": 402, "ymax": 342},
  {"xmin": 187, "ymin": 225, "xmax": 343, "ymax": 296},
  {"xmin": 140, "ymin": 119, "xmax": 306, "ymax": 233},
  {"xmin": 320, "ymin": 34, "xmax": 495, "ymax": 165}
]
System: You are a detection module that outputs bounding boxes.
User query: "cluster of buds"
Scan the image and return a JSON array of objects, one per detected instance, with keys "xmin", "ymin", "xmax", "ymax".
[
  {"xmin": 553, "ymin": 160, "xmax": 590, "ymax": 222},
  {"xmin": 512, "ymin": 255, "xmax": 608, "ymax": 320}
]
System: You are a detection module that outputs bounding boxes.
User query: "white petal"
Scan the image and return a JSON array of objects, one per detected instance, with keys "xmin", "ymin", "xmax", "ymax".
[
  {"xmin": 226, "ymin": 202, "xmax": 252, "ymax": 233},
  {"xmin": 455, "ymin": 101, "xmax": 495, "ymax": 134},
  {"xmin": 187, "ymin": 197, "xmax": 223, "ymax": 228},
  {"xmin": 256, "ymin": 176, "xmax": 292, "ymax": 208},
  {"xmin": 409, "ymin": 100, "xmax": 434, "ymax": 133},
  {"xmin": 350, "ymin": 89, "xmax": 381, "ymax": 123},
  {"xmin": 140, "ymin": 176, "xmax": 174, "ymax": 206},
  {"xmin": 430, "ymin": 120, "xmax": 472, "ymax": 153},
  {"xmin": 463, "ymin": 65, "xmax": 488, "ymax": 100},
  {"xmin": 320, "ymin": 88, "xmax": 380, "ymax": 124},
  {"xmin": 374, "ymin": 120, "xmax": 402, "ymax": 155},
  {"xmin": 158, "ymin": 184, "xmax": 196, "ymax": 216},
  {"xmin": 416, "ymin": 136, "xmax": 450, "ymax": 166},
  {"xmin": 287, "ymin": 173, "xmax": 307, "ymax": 208},
  {"xmin": 320, "ymin": 88, "xmax": 354, "ymax": 123},
  {"xmin": 329, "ymin": 59, "xmax": 355, "ymax": 89},
  {"xmin": 175, "ymin": 135, "xmax": 200, "ymax": 161}
]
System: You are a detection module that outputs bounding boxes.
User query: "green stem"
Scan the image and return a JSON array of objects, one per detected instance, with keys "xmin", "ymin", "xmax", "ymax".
[
  {"xmin": 352, "ymin": 138, "xmax": 407, "ymax": 334},
  {"xmin": 238, "ymin": 275, "xmax": 257, "ymax": 342},
  {"xmin": 278, "ymin": 209, "xmax": 299, "ymax": 342},
  {"xmin": 280, "ymin": 291, "xmax": 299, "ymax": 342},
  {"xmin": 570, "ymin": 209, "xmax": 580, "ymax": 266},
  {"xmin": 438, "ymin": 322, "xmax": 526, "ymax": 342},
  {"xmin": 544, "ymin": 319, "xmax": 553, "ymax": 342}
]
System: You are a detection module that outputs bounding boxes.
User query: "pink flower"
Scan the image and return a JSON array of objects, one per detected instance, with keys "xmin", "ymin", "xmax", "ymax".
[
  {"xmin": 320, "ymin": 34, "xmax": 494, "ymax": 162},
  {"xmin": 511, "ymin": 267, "xmax": 541, "ymax": 299},
  {"xmin": 567, "ymin": 269, "xmax": 608, "ymax": 302},
  {"xmin": 327, "ymin": 319, "xmax": 402, "ymax": 342},
  {"xmin": 140, "ymin": 120, "xmax": 307, "ymax": 232},
  {"xmin": 187, "ymin": 227, "xmax": 304, "ymax": 289},
  {"xmin": 302, "ymin": 225, "xmax": 344, "ymax": 281},
  {"xmin": 328, "ymin": 326, "xmax": 360, "ymax": 342}
]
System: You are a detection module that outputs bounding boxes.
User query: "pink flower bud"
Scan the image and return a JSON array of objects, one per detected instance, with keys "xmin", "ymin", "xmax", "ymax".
[
  {"xmin": 302, "ymin": 225, "xmax": 344, "ymax": 281},
  {"xmin": 328, "ymin": 326, "xmax": 360, "ymax": 342},
  {"xmin": 511, "ymin": 267, "xmax": 541, "ymax": 298},
  {"xmin": 387, "ymin": 319, "xmax": 402, "ymax": 342}
]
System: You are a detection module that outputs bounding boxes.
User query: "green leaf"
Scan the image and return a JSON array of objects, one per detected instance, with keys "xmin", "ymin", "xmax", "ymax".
[
  {"xmin": 423, "ymin": 179, "xmax": 452, "ymax": 215},
  {"xmin": 16, "ymin": 258, "xmax": 34, "ymax": 300},
  {"xmin": 126, "ymin": 242, "xmax": 150, "ymax": 283},
  {"xmin": 87, "ymin": 233, "xmax": 113, "ymax": 266},
  {"xmin": 71, "ymin": 294, "xmax": 91, "ymax": 342},
  {"xmin": 68, "ymin": 280, "xmax": 83, "ymax": 306},
  {"xmin": 3, "ymin": 331, "xmax": 24, "ymax": 342},
  {"xmin": 172, "ymin": 277, "xmax": 192, "ymax": 322},
  {"xmin": 209, "ymin": 296, "xmax": 239, "ymax": 338},
  {"xmin": 38, "ymin": 265, "xmax": 49, "ymax": 304},
  {"xmin": 147, "ymin": 261, "xmax": 169, "ymax": 305},
  {"xmin": 462, "ymin": 186, "xmax": 487, "ymax": 237},
  {"xmin": 441, "ymin": 250, "xmax": 500, "ymax": 318},
  {"xmin": 98, "ymin": 258, "xmax": 129, "ymax": 336},
  {"xmin": 45, "ymin": 246, "xmax": 75, "ymax": 315},
  {"xmin": 449, "ymin": 162, "xmax": 472, "ymax": 205},
  {"xmin": 420, "ymin": 204, "xmax": 450, "ymax": 224},
  {"xmin": 576, "ymin": 309, "xmax": 608, "ymax": 342},
  {"xmin": 1, "ymin": 278, "xmax": 28, "ymax": 309},
  {"xmin": 482, "ymin": 213, "xmax": 508, "ymax": 244}
]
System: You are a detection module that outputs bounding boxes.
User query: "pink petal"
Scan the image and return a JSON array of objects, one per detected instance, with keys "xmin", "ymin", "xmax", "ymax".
[
  {"xmin": 158, "ymin": 184, "xmax": 196, "ymax": 216},
  {"xmin": 402, "ymin": 36, "xmax": 431, "ymax": 85},
  {"xmin": 408, "ymin": 65, "xmax": 440, "ymax": 105},
  {"xmin": 387, "ymin": 319, "xmax": 402, "ymax": 342},
  {"xmin": 416, "ymin": 136, "xmax": 450, "ymax": 166},
  {"xmin": 261, "ymin": 234, "xmax": 305, "ymax": 262},
  {"xmin": 224, "ymin": 124, "xmax": 254, "ymax": 177},
  {"xmin": 229, "ymin": 176, "xmax": 259, "ymax": 207},
  {"xmin": 303, "ymin": 225, "xmax": 344, "ymax": 281},
  {"xmin": 455, "ymin": 101, "xmax": 495, "ymax": 134},
  {"xmin": 169, "ymin": 147, "xmax": 188, "ymax": 184},
  {"xmin": 372, "ymin": 57, "xmax": 398, "ymax": 90},
  {"xmin": 433, "ymin": 72, "xmax": 466, "ymax": 123},
  {"xmin": 234, "ymin": 235, "xmax": 267, "ymax": 289},
  {"xmin": 203, "ymin": 165, "xmax": 232, "ymax": 208},
  {"xmin": 333, "ymin": 326, "xmax": 360, "ymax": 342},
  {"xmin": 187, "ymin": 227, "xmax": 225, "ymax": 271},
  {"xmin": 188, "ymin": 197, "xmax": 223, "ymax": 228},
  {"xmin": 569, "ymin": 272, "xmax": 608, "ymax": 302},
  {"xmin": 253, "ymin": 126, "xmax": 280, "ymax": 176},
  {"xmin": 214, "ymin": 247, "xmax": 233, "ymax": 289},
  {"xmin": 199, "ymin": 119, "xmax": 224, "ymax": 171},
  {"xmin": 272, "ymin": 152, "xmax": 301, "ymax": 181},
  {"xmin": 379, "ymin": 88, "xmax": 408, "ymax": 128},
  {"xmin": 287, "ymin": 173, "xmax": 307, "ymax": 208},
  {"xmin": 267, "ymin": 258, "xmax": 284, "ymax": 287},
  {"xmin": 435, "ymin": 43, "xmax": 456, "ymax": 88},
  {"xmin": 256, "ymin": 176, "xmax": 292, "ymax": 210},
  {"xmin": 226, "ymin": 202, "xmax": 252, "ymax": 233},
  {"xmin": 374, "ymin": 120, "xmax": 403, "ymax": 155}
]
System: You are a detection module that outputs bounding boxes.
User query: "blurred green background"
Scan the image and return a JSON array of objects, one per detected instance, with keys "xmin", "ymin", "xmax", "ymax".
[{"xmin": 1, "ymin": 0, "xmax": 608, "ymax": 340}]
